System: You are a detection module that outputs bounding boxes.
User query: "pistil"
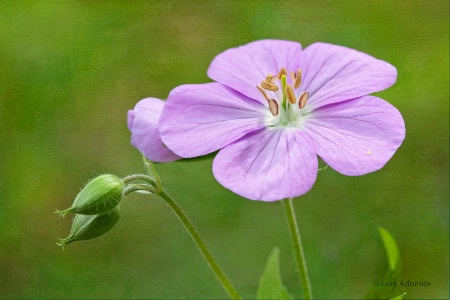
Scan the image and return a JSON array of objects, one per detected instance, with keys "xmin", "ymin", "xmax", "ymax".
[{"xmin": 281, "ymin": 74, "xmax": 287, "ymax": 110}]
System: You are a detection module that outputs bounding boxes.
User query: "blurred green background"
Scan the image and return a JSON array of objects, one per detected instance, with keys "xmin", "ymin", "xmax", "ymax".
[{"xmin": 0, "ymin": 1, "xmax": 448, "ymax": 299}]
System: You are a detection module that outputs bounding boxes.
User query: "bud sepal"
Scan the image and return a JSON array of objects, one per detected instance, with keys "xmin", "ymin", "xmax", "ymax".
[
  {"xmin": 57, "ymin": 208, "xmax": 121, "ymax": 249},
  {"xmin": 56, "ymin": 174, "xmax": 125, "ymax": 216}
]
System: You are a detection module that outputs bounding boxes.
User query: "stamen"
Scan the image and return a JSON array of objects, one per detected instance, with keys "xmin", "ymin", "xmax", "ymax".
[
  {"xmin": 266, "ymin": 74, "xmax": 275, "ymax": 82},
  {"xmin": 298, "ymin": 91, "xmax": 309, "ymax": 109},
  {"xmin": 294, "ymin": 69, "xmax": 302, "ymax": 89},
  {"xmin": 277, "ymin": 67, "xmax": 287, "ymax": 79},
  {"xmin": 268, "ymin": 99, "xmax": 279, "ymax": 116},
  {"xmin": 285, "ymin": 84, "xmax": 296, "ymax": 104},
  {"xmin": 290, "ymin": 71, "xmax": 296, "ymax": 83},
  {"xmin": 256, "ymin": 85, "xmax": 270, "ymax": 101},
  {"xmin": 261, "ymin": 81, "xmax": 279, "ymax": 91}
]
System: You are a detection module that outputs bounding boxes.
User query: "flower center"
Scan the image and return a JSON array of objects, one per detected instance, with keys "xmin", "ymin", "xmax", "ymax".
[{"xmin": 256, "ymin": 67, "xmax": 310, "ymax": 128}]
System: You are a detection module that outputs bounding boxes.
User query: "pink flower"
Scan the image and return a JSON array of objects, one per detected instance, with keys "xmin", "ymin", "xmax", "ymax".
[
  {"xmin": 148, "ymin": 40, "xmax": 405, "ymax": 201},
  {"xmin": 128, "ymin": 98, "xmax": 180, "ymax": 162}
]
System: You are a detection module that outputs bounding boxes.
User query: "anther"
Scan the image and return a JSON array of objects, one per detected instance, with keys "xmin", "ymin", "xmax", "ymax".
[
  {"xmin": 261, "ymin": 81, "xmax": 279, "ymax": 91},
  {"xmin": 299, "ymin": 91, "xmax": 309, "ymax": 109},
  {"xmin": 268, "ymin": 99, "xmax": 279, "ymax": 116},
  {"xmin": 277, "ymin": 67, "xmax": 287, "ymax": 79},
  {"xmin": 285, "ymin": 84, "xmax": 296, "ymax": 104},
  {"xmin": 294, "ymin": 69, "xmax": 302, "ymax": 89},
  {"xmin": 290, "ymin": 71, "xmax": 297, "ymax": 83},
  {"xmin": 256, "ymin": 85, "xmax": 270, "ymax": 101},
  {"xmin": 265, "ymin": 74, "xmax": 275, "ymax": 82}
]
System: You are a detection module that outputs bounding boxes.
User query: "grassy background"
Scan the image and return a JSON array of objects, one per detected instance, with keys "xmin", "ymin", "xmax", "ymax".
[{"xmin": 0, "ymin": 1, "xmax": 448, "ymax": 299}]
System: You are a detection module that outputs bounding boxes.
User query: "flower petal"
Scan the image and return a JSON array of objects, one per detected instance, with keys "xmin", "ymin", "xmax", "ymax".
[
  {"xmin": 128, "ymin": 98, "xmax": 181, "ymax": 162},
  {"xmin": 207, "ymin": 39, "xmax": 303, "ymax": 102},
  {"xmin": 160, "ymin": 83, "xmax": 267, "ymax": 158},
  {"xmin": 299, "ymin": 43, "xmax": 397, "ymax": 110},
  {"xmin": 213, "ymin": 128, "xmax": 318, "ymax": 201},
  {"xmin": 303, "ymin": 96, "xmax": 405, "ymax": 175}
]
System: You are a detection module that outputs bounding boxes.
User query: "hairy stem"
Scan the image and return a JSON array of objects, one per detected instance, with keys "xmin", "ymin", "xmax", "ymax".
[
  {"xmin": 284, "ymin": 197, "xmax": 312, "ymax": 299},
  {"xmin": 123, "ymin": 184, "xmax": 154, "ymax": 195},
  {"xmin": 157, "ymin": 190, "xmax": 242, "ymax": 299},
  {"xmin": 122, "ymin": 174, "xmax": 156, "ymax": 187}
]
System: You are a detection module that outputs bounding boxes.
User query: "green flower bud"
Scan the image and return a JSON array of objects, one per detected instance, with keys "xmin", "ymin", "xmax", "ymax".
[
  {"xmin": 56, "ymin": 174, "xmax": 125, "ymax": 216},
  {"xmin": 57, "ymin": 209, "xmax": 121, "ymax": 248}
]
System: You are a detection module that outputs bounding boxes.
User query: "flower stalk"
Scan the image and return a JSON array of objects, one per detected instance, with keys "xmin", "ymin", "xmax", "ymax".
[
  {"xmin": 158, "ymin": 189, "xmax": 242, "ymax": 300},
  {"xmin": 284, "ymin": 197, "xmax": 312, "ymax": 299},
  {"xmin": 128, "ymin": 175, "xmax": 242, "ymax": 300},
  {"xmin": 122, "ymin": 174, "xmax": 157, "ymax": 187}
]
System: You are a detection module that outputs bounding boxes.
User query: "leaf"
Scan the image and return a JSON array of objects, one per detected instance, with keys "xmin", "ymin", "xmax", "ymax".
[
  {"xmin": 257, "ymin": 248, "xmax": 292, "ymax": 300},
  {"xmin": 378, "ymin": 226, "xmax": 400, "ymax": 271},
  {"xmin": 364, "ymin": 227, "xmax": 402, "ymax": 299},
  {"xmin": 390, "ymin": 292, "xmax": 406, "ymax": 299}
]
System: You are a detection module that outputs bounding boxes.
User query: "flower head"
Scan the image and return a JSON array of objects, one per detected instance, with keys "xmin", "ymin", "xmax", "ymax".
[{"xmin": 158, "ymin": 40, "xmax": 405, "ymax": 201}]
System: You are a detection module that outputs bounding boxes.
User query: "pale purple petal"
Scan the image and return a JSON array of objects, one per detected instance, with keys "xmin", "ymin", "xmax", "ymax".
[
  {"xmin": 299, "ymin": 43, "xmax": 397, "ymax": 110},
  {"xmin": 213, "ymin": 128, "xmax": 318, "ymax": 201},
  {"xmin": 160, "ymin": 83, "xmax": 267, "ymax": 158},
  {"xmin": 127, "ymin": 110, "xmax": 135, "ymax": 131},
  {"xmin": 207, "ymin": 39, "xmax": 302, "ymax": 102},
  {"xmin": 303, "ymin": 96, "xmax": 405, "ymax": 175},
  {"xmin": 128, "ymin": 98, "xmax": 181, "ymax": 162}
]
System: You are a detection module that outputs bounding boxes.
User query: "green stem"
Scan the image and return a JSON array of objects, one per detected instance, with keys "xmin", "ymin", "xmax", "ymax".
[
  {"xmin": 122, "ymin": 174, "xmax": 156, "ymax": 187},
  {"xmin": 158, "ymin": 190, "xmax": 242, "ymax": 300},
  {"xmin": 123, "ymin": 184, "xmax": 154, "ymax": 195},
  {"xmin": 283, "ymin": 198, "xmax": 312, "ymax": 299}
]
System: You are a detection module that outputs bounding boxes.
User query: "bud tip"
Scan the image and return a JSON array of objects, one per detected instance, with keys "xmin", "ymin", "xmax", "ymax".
[{"xmin": 54, "ymin": 209, "xmax": 71, "ymax": 217}]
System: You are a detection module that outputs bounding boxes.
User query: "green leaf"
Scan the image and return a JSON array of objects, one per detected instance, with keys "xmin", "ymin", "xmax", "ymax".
[
  {"xmin": 257, "ymin": 248, "xmax": 292, "ymax": 300},
  {"xmin": 378, "ymin": 226, "xmax": 400, "ymax": 271},
  {"xmin": 390, "ymin": 292, "xmax": 406, "ymax": 299},
  {"xmin": 365, "ymin": 227, "xmax": 402, "ymax": 299}
]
